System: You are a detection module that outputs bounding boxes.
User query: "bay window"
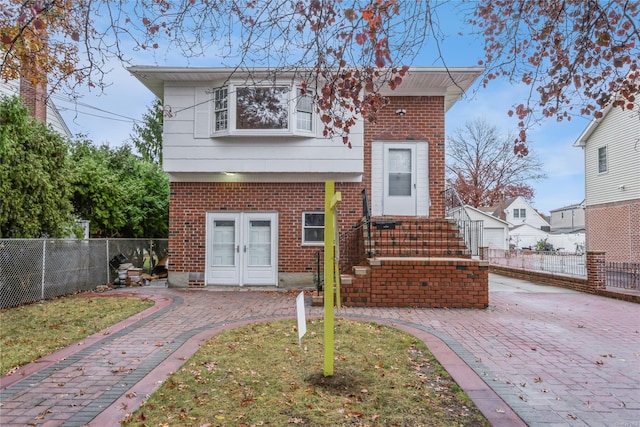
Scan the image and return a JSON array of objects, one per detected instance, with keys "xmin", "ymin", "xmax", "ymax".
[{"xmin": 208, "ymin": 84, "xmax": 314, "ymax": 136}]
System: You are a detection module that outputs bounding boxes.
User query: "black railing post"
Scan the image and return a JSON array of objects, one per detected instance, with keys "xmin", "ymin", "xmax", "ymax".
[{"xmin": 361, "ymin": 188, "xmax": 373, "ymax": 258}]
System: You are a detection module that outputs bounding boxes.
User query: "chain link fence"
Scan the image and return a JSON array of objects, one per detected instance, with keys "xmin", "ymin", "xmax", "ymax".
[{"xmin": 0, "ymin": 239, "xmax": 168, "ymax": 309}]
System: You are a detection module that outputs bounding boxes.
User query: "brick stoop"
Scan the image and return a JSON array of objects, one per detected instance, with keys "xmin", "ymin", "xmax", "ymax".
[
  {"xmin": 365, "ymin": 217, "xmax": 472, "ymax": 258},
  {"xmin": 339, "ymin": 218, "xmax": 488, "ymax": 308},
  {"xmin": 340, "ymin": 257, "xmax": 489, "ymax": 308}
]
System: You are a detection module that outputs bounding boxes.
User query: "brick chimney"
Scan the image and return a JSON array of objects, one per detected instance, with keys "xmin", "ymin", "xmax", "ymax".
[{"xmin": 20, "ymin": 76, "xmax": 47, "ymax": 123}]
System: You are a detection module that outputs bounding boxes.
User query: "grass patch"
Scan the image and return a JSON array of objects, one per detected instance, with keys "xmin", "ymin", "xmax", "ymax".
[
  {"xmin": 124, "ymin": 319, "xmax": 489, "ymax": 426},
  {"xmin": 0, "ymin": 295, "xmax": 153, "ymax": 375}
]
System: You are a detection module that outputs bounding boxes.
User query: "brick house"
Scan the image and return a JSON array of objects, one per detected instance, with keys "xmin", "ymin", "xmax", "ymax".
[
  {"xmin": 129, "ymin": 66, "xmax": 488, "ymax": 307},
  {"xmin": 573, "ymin": 102, "xmax": 640, "ymax": 263}
]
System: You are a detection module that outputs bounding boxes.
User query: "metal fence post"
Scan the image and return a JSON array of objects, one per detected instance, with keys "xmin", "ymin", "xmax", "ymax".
[
  {"xmin": 106, "ymin": 239, "xmax": 110, "ymax": 281},
  {"xmin": 41, "ymin": 239, "xmax": 46, "ymax": 301}
]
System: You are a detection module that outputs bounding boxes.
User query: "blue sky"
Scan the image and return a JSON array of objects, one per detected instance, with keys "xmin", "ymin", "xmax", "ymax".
[{"xmin": 56, "ymin": 2, "xmax": 588, "ymax": 215}]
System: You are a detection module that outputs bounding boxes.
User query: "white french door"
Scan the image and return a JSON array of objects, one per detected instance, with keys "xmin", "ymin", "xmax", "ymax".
[
  {"xmin": 383, "ymin": 143, "xmax": 417, "ymax": 216},
  {"xmin": 205, "ymin": 212, "xmax": 278, "ymax": 286}
]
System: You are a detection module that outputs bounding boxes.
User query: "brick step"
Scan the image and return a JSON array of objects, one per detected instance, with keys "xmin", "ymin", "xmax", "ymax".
[
  {"xmin": 370, "ymin": 247, "xmax": 471, "ymax": 258},
  {"xmin": 365, "ymin": 238, "xmax": 467, "ymax": 247}
]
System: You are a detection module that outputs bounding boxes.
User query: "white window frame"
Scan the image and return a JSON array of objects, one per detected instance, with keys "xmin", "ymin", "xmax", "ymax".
[
  {"xmin": 513, "ymin": 208, "xmax": 526, "ymax": 219},
  {"xmin": 296, "ymin": 88, "xmax": 314, "ymax": 133},
  {"xmin": 597, "ymin": 146, "xmax": 608, "ymax": 173},
  {"xmin": 210, "ymin": 84, "xmax": 315, "ymax": 137},
  {"xmin": 213, "ymin": 87, "xmax": 228, "ymax": 132},
  {"xmin": 302, "ymin": 212, "xmax": 325, "ymax": 246}
]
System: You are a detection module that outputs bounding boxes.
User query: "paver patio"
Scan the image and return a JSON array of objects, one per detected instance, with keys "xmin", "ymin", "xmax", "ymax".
[{"xmin": 1, "ymin": 274, "xmax": 638, "ymax": 426}]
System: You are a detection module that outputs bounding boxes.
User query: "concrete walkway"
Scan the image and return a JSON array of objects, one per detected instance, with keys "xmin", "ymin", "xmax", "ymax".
[{"xmin": 1, "ymin": 274, "xmax": 639, "ymax": 426}]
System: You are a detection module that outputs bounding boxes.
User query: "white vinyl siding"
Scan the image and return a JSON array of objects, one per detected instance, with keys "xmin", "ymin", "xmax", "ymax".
[
  {"xmin": 583, "ymin": 105, "xmax": 640, "ymax": 206},
  {"xmin": 162, "ymin": 84, "xmax": 364, "ymax": 178},
  {"xmin": 194, "ymin": 87, "xmax": 211, "ymax": 138}
]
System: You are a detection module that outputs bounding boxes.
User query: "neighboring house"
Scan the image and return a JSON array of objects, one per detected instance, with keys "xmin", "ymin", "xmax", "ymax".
[
  {"xmin": 0, "ymin": 79, "xmax": 72, "ymax": 138},
  {"xmin": 549, "ymin": 200, "xmax": 585, "ymax": 233},
  {"xmin": 447, "ymin": 205, "xmax": 510, "ymax": 250},
  {"xmin": 573, "ymin": 101, "xmax": 640, "ymax": 263},
  {"xmin": 478, "ymin": 196, "xmax": 552, "ymax": 249},
  {"xmin": 129, "ymin": 66, "xmax": 483, "ymax": 288},
  {"xmin": 482, "ymin": 196, "xmax": 550, "ymax": 227}
]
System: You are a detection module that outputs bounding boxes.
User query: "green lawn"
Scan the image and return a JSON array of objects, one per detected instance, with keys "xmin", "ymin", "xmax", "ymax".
[
  {"xmin": 123, "ymin": 319, "xmax": 489, "ymax": 426},
  {"xmin": 0, "ymin": 295, "xmax": 153, "ymax": 375}
]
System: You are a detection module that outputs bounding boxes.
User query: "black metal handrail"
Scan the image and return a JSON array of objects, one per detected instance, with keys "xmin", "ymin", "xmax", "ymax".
[
  {"xmin": 361, "ymin": 188, "xmax": 373, "ymax": 257},
  {"xmin": 313, "ymin": 221, "xmax": 367, "ymax": 294}
]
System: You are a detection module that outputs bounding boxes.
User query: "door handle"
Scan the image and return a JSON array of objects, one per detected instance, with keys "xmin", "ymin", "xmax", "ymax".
[
  {"xmin": 244, "ymin": 245, "xmax": 247, "ymax": 253},
  {"xmin": 236, "ymin": 245, "xmax": 240, "ymax": 253}
]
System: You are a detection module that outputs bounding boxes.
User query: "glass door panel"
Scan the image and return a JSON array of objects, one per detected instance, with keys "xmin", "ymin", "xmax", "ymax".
[
  {"xmin": 247, "ymin": 220, "xmax": 271, "ymax": 266},
  {"xmin": 212, "ymin": 220, "xmax": 236, "ymax": 266}
]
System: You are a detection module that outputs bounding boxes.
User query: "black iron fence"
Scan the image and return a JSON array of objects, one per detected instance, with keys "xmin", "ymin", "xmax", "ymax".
[
  {"xmin": 367, "ymin": 219, "xmax": 477, "ymax": 258},
  {"xmin": 488, "ymin": 249, "xmax": 639, "ymax": 291},
  {"xmin": 606, "ymin": 261, "xmax": 640, "ymax": 290}
]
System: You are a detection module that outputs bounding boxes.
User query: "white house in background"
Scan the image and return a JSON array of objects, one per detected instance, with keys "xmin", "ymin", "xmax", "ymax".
[
  {"xmin": 0, "ymin": 79, "xmax": 72, "ymax": 138},
  {"xmin": 448, "ymin": 205, "xmax": 510, "ymax": 250},
  {"xmin": 503, "ymin": 196, "xmax": 550, "ymax": 229},
  {"xmin": 573, "ymin": 100, "xmax": 640, "ymax": 263},
  {"xmin": 481, "ymin": 196, "xmax": 550, "ymax": 230},
  {"xmin": 549, "ymin": 201, "xmax": 585, "ymax": 233}
]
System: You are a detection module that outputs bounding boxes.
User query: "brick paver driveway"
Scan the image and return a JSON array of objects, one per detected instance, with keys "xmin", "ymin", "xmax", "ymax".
[{"xmin": 1, "ymin": 273, "xmax": 638, "ymax": 426}]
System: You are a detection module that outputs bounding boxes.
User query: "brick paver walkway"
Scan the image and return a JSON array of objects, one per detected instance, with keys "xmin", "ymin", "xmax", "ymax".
[{"xmin": 1, "ymin": 274, "xmax": 638, "ymax": 426}]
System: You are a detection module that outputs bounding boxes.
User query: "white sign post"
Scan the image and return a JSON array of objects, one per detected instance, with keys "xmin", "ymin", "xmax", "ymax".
[{"xmin": 296, "ymin": 291, "xmax": 307, "ymax": 346}]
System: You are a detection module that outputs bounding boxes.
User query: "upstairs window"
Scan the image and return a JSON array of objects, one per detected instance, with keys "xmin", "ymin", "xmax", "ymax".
[
  {"xmin": 598, "ymin": 146, "xmax": 608, "ymax": 173},
  {"xmin": 513, "ymin": 208, "xmax": 526, "ymax": 219},
  {"xmin": 213, "ymin": 88, "xmax": 228, "ymax": 132},
  {"xmin": 236, "ymin": 87, "xmax": 289, "ymax": 130},
  {"xmin": 302, "ymin": 212, "xmax": 324, "ymax": 245},
  {"xmin": 296, "ymin": 88, "xmax": 314, "ymax": 132},
  {"xmin": 207, "ymin": 84, "xmax": 314, "ymax": 136}
]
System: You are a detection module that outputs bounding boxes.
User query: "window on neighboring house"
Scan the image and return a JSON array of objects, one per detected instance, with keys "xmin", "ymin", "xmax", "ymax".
[
  {"xmin": 236, "ymin": 86, "xmax": 290, "ymax": 130},
  {"xmin": 213, "ymin": 87, "xmax": 228, "ymax": 131},
  {"xmin": 296, "ymin": 88, "xmax": 314, "ymax": 132},
  {"xmin": 513, "ymin": 208, "xmax": 526, "ymax": 219},
  {"xmin": 302, "ymin": 212, "xmax": 324, "ymax": 245},
  {"xmin": 598, "ymin": 146, "xmax": 608, "ymax": 173}
]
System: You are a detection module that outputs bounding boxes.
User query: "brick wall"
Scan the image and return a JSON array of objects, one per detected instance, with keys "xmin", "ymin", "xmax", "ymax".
[
  {"xmin": 341, "ymin": 258, "xmax": 489, "ymax": 308},
  {"xmin": 363, "ymin": 96, "xmax": 446, "ymax": 218},
  {"xmin": 585, "ymin": 198, "xmax": 640, "ymax": 263},
  {"xmin": 169, "ymin": 181, "xmax": 362, "ymax": 284}
]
